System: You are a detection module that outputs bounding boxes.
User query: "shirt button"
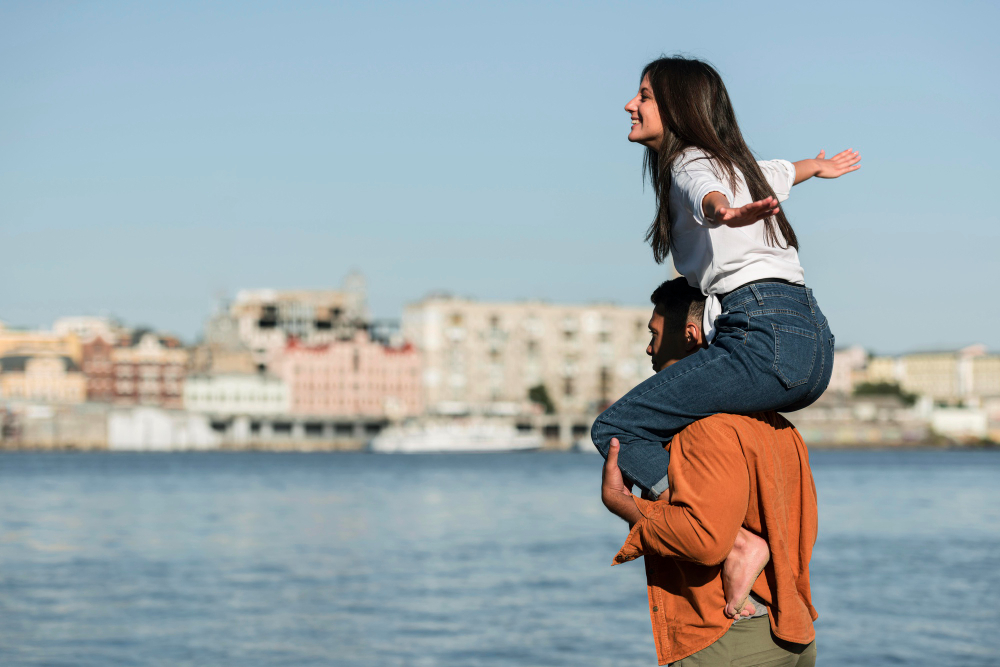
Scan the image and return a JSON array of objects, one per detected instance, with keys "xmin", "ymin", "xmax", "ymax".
[{"xmin": 652, "ymin": 606, "xmax": 658, "ymax": 612}]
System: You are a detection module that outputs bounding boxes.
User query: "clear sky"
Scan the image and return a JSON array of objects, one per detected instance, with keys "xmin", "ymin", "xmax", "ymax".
[{"xmin": 2, "ymin": 1, "xmax": 998, "ymax": 353}]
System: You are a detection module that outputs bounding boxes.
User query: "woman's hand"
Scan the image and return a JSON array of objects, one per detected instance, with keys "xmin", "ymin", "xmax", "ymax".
[
  {"xmin": 794, "ymin": 149, "xmax": 860, "ymax": 184},
  {"xmin": 813, "ymin": 148, "xmax": 861, "ymax": 178},
  {"xmin": 704, "ymin": 191, "xmax": 780, "ymax": 228}
]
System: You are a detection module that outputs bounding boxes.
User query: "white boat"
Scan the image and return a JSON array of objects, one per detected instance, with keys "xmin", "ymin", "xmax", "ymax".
[{"xmin": 370, "ymin": 421, "xmax": 543, "ymax": 453}]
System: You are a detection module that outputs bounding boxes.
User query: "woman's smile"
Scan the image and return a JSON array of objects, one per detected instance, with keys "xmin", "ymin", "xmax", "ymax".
[{"xmin": 624, "ymin": 74, "xmax": 663, "ymax": 148}]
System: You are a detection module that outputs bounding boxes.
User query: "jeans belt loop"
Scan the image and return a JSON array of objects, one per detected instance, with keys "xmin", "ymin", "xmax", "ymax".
[
  {"xmin": 806, "ymin": 287, "xmax": 815, "ymax": 314},
  {"xmin": 750, "ymin": 284, "xmax": 764, "ymax": 306}
]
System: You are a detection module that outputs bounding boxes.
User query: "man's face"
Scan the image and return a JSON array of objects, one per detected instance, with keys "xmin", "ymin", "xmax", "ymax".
[
  {"xmin": 647, "ymin": 309, "xmax": 685, "ymax": 373},
  {"xmin": 647, "ymin": 306, "xmax": 706, "ymax": 373}
]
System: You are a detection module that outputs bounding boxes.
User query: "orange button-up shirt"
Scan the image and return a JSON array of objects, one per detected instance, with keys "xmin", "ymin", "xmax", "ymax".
[{"xmin": 612, "ymin": 412, "xmax": 818, "ymax": 665}]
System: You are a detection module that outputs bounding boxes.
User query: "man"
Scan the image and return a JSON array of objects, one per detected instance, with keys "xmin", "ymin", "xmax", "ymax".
[{"xmin": 601, "ymin": 278, "xmax": 818, "ymax": 666}]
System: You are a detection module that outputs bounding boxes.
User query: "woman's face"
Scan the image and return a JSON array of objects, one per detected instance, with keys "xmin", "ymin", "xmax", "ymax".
[{"xmin": 625, "ymin": 74, "xmax": 664, "ymax": 149}]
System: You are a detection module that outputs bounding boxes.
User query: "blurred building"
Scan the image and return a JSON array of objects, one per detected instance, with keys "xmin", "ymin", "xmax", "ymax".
[
  {"xmin": 862, "ymin": 354, "xmax": 905, "ymax": 386},
  {"xmin": 898, "ymin": 347, "xmax": 980, "ymax": 401},
  {"xmin": 191, "ymin": 307, "xmax": 257, "ymax": 375},
  {"xmin": 269, "ymin": 332, "xmax": 422, "ymax": 419},
  {"xmin": 402, "ymin": 295, "xmax": 654, "ymax": 416},
  {"xmin": 927, "ymin": 404, "xmax": 989, "ymax": 441},
  {"xmin": 52, "ymin": 316, "xmax": 127, "ymax": 343},
  {"xmin": 972, "ymin": 354, "xmax": 1000, "ymax": 398},
  {"xmin": 183, "ymin": 373, "xmax": 290, "ymax": 416},
  {"xmin": 829, "ymin": 346, "xmax": 867, "ymax": 394},
  {"xmin": 112, "ymin": 332, "xmax": 189, "ymax": 408},
  {"xmin": 0, "ymin": 320, "xmax": 82, "ymax": 362},
  {"xmin": 108, "ymin": 407, "xmax": 219, "ymax": 451},
  {"xmin": 0, "ymin": 354, "xmax": 86, "ymax": 403},
  {"xmin": 785, "ymin": 393, "xmax": 929, "ymax": 446},
  {"xmin": 80, "ymin": 332, "xmax": 120, "ymax": 402},
  {"xmin": 0, "ymin": 403, "xmax": 108, "ymax": 449},
  {"xmin": 835, "ymin": 344, "xmax": 1000, "ymax": 406},
  {"xmin": 228, "ymin": 272, "xmax": 369, "ymax": 367}
]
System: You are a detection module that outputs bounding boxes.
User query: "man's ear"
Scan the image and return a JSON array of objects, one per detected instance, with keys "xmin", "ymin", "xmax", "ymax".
[{"xmin": 684, "ymin": 321, "xmax": 704, "ymax": 350}]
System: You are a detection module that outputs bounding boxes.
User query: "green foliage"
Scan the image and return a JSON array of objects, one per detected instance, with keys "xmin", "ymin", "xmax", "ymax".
[
  {"xmin": 528, "ymin": 384, "xmax": 555, "ymax": 414},
  {"xmin": 853, "ymin": 382, "xmax": 918, "ymax": 406}
]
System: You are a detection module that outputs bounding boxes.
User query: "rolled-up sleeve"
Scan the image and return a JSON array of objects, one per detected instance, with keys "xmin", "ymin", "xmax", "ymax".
[
  {"xmin": 613, "ymin": 419, "xmax": 749, "ymax": 566},
  {"xmin": 673, "ymin": 156, "xmax": 734, "ymax": 227},
  {"xmin": 757, "ymin": 158, "xmax": 795, "ymax": 202}
]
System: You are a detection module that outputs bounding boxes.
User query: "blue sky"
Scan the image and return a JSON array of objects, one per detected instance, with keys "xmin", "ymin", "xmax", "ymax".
[{"xmin": 2, "ymin": 1, "xmax": 998, "ymax": 353}]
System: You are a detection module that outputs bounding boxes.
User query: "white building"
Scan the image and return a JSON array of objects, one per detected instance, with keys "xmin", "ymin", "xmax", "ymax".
[
  {"xmin": 926, "ymin": 405, "xmax": 989, "ymax": 441},
  {"xmin": 107, "ymin": 407, "xmax": 220, "ymax": 451},
  {"xmin": 183, "ymin": 373, "xmax": 290, "ymax": 416}
]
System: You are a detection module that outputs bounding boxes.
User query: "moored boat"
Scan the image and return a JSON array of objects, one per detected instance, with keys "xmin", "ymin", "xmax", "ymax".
[{"xmin": 370, "ymin": 421, "xmax": 542, "ymax": 453}]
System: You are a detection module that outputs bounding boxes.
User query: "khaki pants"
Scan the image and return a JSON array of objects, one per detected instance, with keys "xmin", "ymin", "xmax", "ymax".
[{"xmin": 672, "ymin": 617, "xmax": 816, "ymax": 667}]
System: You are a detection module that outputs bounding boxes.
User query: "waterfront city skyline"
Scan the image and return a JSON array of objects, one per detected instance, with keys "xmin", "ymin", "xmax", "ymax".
[{"xmin": 2, "ymin": 2, "xmax": 999, "ymax": 354}]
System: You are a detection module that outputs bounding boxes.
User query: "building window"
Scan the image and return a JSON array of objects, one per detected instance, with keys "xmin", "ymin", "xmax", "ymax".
[{"xmin": 599, "ymin": 367, "xmax": 611, "ymax": 402}]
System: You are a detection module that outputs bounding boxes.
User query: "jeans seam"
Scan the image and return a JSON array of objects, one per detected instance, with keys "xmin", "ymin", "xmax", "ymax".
[
  {"xmin": 720, "ymin": 283, "xmax": 810, "ymax": 309},
  {"xmin": 750, "ymin": 294, "xmax": 810, "ymax": 307},
  {"xmin": 748, "ymin": 307, "xmax": 811, "ymax": 315},
  {"xmin": 772, "ymin": 324, "xmax": 817, "ymax": 339},
  {"xmin": 748, "ymin": 309, "xmax": 814, "ymax": 323},
  {"xmin": 805, "ymin": 327, "xmax": 832, "ymax": 401}
]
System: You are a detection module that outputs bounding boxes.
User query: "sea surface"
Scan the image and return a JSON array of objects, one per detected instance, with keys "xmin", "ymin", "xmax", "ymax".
[{"xmin": 1, "ymin": 448, "xmax": 998, "ymax": 666}]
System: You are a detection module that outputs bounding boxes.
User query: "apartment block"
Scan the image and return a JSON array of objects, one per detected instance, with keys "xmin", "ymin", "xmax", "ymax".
[
  {"xmin": 80, "ymin": 334, "xmax": 119, "ymax": 402},
  {"xmin": 269, "ymin": 333, "xmax": 422, "ymax": 419},
  {"xmin": 402, "ymin": 296, "xmax": 654, "ymax": 416},
  {"xmin": 844, "ymin": 344, "xmax": 1000, "ymax": 404},
  {"xmin": 112, "ymin": 332, "xmax": 189, "ymax": 408},
  {"xmin": 0, "ymin": 354, "xmax": 86, "ymax": 403}
]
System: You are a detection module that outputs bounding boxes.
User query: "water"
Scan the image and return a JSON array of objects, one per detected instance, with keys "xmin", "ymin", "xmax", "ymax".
[{"xmin": 1, "ymin": 449, "xmax": 998, "ymax": 666}]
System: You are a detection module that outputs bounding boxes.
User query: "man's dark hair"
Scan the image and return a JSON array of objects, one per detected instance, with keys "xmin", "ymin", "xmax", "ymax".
[{"xmin": 650, "ymin": 278, "xmax": 706, "ymax": 329}]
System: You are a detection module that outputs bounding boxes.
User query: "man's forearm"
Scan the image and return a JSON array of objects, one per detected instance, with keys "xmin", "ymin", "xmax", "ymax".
[
  {"xmin": 603, "ymin": 488, "xmax": 644, "ymax": 525},
  {"xmin": 637, "ymin": 500, "xmax": 741, "ymax": 565},
  {"xmin": 631, "ymin": 426, "xmax": 750, "ymax": 565}
]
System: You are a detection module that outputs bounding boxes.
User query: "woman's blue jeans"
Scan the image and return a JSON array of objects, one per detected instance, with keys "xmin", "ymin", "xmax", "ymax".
[{"xmin": 591, "ymin": 282, "xmax": 835, "ymax": 497}]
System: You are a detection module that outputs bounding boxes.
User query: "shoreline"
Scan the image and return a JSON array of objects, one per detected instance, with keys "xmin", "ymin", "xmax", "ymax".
[{"xmin": 0, "ymin": 440, "xmax": 995, "ymax": 453}]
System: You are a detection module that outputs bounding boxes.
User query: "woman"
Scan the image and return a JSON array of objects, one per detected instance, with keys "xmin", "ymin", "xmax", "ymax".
[{"xmin": 592, "ymin": 56, "xmax": 857, "ymax": 499}]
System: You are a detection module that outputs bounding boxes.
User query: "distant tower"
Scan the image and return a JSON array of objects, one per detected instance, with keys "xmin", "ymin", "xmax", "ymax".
[{"xmin": 343, "ymin": 271, "xmax": 369, "ymax": 323}]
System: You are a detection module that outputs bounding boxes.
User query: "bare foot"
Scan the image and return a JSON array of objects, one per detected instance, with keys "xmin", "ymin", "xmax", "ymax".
[{"xmin": 722, "ymin": 527, "xmax": 769, "ymax": 619}]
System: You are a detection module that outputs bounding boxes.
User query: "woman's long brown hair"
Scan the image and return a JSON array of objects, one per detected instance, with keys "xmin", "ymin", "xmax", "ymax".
[{"xmin": 641, "ymin": 56, "xmax": 799, "ymax": 263}]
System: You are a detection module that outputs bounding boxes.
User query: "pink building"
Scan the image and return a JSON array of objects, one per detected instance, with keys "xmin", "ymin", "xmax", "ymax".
[{"xmin": 271, "ymin": 333, "xmax": 423, "ymax": 418}]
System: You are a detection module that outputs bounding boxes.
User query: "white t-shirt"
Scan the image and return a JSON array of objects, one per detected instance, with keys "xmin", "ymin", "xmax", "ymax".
[{"xmin": 669, "ymin": 148, "xmax": 805, "ymax": 340}]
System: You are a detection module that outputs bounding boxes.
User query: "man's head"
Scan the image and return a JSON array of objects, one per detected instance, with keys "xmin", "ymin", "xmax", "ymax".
[{"xmin": 648, "ymin": 278, "xmax": 708, "ymax": 372}]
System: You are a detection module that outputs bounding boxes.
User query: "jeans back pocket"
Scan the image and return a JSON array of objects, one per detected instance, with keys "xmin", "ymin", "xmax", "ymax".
[{"xmin": 772, "ymin": 323, "xmax": 818, "ymax": 389}]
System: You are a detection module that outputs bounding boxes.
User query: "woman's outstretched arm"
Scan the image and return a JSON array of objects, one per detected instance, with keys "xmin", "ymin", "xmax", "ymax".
[
  {"xmin": 793, "ymin": 148, "xmax": 860, "ymax": 184},
  {"xmin": 701, "ymin": 192, "xmax": 780, "ymax": 228}
]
